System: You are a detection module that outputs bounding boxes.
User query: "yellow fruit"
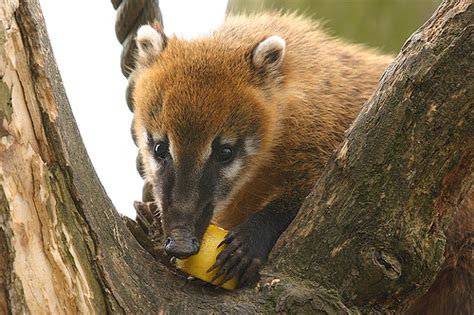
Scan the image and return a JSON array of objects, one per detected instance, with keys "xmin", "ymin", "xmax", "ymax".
[{"xmin": 176, "ymin": 224, "xmax": 238, "ymax": 290}]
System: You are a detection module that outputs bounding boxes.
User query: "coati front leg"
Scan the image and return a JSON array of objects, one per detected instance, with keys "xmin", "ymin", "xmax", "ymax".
[{"xmin": 208, "ymin": 198, "xmax": 300, "ymax": 287}]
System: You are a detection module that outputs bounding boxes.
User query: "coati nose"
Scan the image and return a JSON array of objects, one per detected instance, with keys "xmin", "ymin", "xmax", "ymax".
[{"xmin": 164, "ymin": 236, "xmax": 200, "ymax": 259}]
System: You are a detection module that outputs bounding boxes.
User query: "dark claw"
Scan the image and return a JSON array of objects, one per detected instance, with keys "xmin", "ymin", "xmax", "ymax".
[
  {"xmin": 214, "ymin": 250, "xmax": 241, "ymax": 283},
  {"xmin": 210, "ymin": 265, "xmax": 228, "ymax": 283},
  {"xmin": 134, "ymin": 201, "xmax": 162, "ymax": 240},
  {"xmin": 134, "ymin": 201, "xmax": 155, "ymax": 223},
  {"xmin": 217, "ymin": 232, "xmax": 234, "ymax": 248},
  {"xmin": 209, "ymin": 223, "xmax": 269, "ymax": 288},
  {"xmin": 221, "ymin": 258, "xmax": 251, "ymax": 287},
  {"xmin": 207, "ymin": 250, "xmax": 230, "ymax": 273},
  {"xmin": 207, "ymin": 239, "xmax": 238, "ymax": 274},
  {"xmin": 207, "ymin": 260, "xmax": 220, "ymax": 273},
  {"xmin": 216, "ymin": 269, "xmax": 237, "ymax": 287},
  {"xmin": 215, "ymin": 242, "xmax": 237, "ymax": 264}
]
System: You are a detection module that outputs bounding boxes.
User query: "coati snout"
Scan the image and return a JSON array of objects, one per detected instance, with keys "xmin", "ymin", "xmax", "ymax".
[
  {"xmin": 164, "ymin": 229, "xmax": 200, "ymax": 259},
  {"xmin": 150, "ymin": 139, "xmax": 219, "ymax": 259}
]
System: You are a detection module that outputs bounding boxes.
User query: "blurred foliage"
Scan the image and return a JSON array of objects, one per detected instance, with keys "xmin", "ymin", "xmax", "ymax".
[{"xmin": 227, "ymin": 0, "xmax": 441, "ymax": 54}]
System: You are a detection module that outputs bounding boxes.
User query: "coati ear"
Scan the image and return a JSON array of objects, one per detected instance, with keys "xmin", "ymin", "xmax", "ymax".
[
  {"xmin": 135, "ymin": 24, "xmax": 167, "ymax": 67},
  {"xmin": 251, "ymin": 36, "xmax": 286, "ymax": 79}
]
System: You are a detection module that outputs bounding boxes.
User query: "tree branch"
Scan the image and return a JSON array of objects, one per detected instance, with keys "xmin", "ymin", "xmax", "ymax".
[
  {"xmin": 270, "ymin": 1, "xmax": 473, "ymax": 312},
  {"xmin": 0, "ymin": 0, "xmax": 471, "ymax": 313}
]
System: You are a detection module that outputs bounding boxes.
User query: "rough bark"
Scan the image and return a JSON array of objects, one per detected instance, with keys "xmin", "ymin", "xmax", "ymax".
[
  {"xmin": 0, "ymin": 0, "xmax": 471, "ymax": 314},
  {"xmin": 270, "ymin": 1, "xmax": 473, "ymax": 312}
]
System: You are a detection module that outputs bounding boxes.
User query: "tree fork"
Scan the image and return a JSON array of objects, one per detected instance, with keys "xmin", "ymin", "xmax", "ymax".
[{"xmin": 0, "ymin": 0, "xmax": 472, "ymax": 314}]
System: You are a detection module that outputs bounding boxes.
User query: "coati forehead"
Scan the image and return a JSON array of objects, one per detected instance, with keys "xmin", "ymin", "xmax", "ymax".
[
  {"xmin": 133, "ymin": 53, "xmax": 266, "ymax": 162},
  {"xmin": 137, "ymin": 76, "xmax": 265, "ymax": 159}
]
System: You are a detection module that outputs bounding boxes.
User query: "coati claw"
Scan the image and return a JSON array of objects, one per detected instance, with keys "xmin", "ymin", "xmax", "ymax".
[
  {"xmin": 217, "ymin": 233, "xmax": 234, "ymax": 248},
  {"xmin": 210, "ymin": 227, "xmax": 266, "ymax": 287},
  {"xmin": 133, "ymin": 200, "xmax": 162, "ymax": 240}
]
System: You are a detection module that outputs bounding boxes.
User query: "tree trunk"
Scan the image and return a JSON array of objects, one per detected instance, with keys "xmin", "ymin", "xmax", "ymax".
[{"xmin": 0, "ymin": 0, "xmax": 471, "ymax": 314}]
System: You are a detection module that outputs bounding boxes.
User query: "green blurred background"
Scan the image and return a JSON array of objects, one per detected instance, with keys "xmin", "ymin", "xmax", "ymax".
[{"xmin": 227, "ymin": 0, "xmax": 441, "ymax": 54}]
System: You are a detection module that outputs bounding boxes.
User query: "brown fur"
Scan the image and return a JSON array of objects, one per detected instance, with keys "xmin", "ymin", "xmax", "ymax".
[
  {"xmin": 212, "ymin": 14, "xmax": 392, "ymax": 227},
  {"xmin": 133, "ymin": 12, "xmax": 470, "ymax": 312},
  {"xmin": 133, "ymin": 13, "xmax": 391, "ymax": 228}
]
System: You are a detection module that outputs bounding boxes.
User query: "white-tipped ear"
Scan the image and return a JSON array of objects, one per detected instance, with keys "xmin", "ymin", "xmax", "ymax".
[
  {"xmin": 136, "ymin": 25, "xmax": 165, "ymax": 66},
  {"xmin": 252, "ymin": 36, "xmax": 286, "ymax": 74}
]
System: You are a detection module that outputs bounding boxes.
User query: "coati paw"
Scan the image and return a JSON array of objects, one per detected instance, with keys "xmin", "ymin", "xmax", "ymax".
[{"xmin": 207, "ymin": 227, "xmax": 267, "ymax": 288}]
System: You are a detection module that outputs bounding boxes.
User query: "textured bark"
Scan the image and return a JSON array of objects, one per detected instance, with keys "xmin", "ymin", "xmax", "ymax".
[
  {"xmin": 270, "ymin": 1, "xmax": 473, "ymax": 312},
  {"xmin": 0, "ymin": 0, "xmax": 471, "ymax": 314}
]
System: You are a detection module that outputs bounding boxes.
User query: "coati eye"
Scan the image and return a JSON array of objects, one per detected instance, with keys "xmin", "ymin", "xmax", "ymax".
[
  {"xmin": 153, "ymin": 141, "xmax": 170, "ymax": 160},
  {"xmin": 215, "ymin": 145, "xmax": 234, "ymax": 164}
]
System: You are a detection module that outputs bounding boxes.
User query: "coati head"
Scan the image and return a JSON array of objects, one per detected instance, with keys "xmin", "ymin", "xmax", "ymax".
[{"xmin": 132, "ymin": 24, "xmax": 286, "ymax": 258}]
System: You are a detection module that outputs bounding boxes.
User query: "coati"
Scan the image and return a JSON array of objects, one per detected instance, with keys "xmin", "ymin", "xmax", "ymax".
[{"xmin": 132, "ymin": 13, "xmax": 392, "ymax": 286}]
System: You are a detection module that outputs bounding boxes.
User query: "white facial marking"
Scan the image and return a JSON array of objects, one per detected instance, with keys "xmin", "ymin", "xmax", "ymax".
[
  {"xmin": 221, "ymin": 136, "xmax": 237, "ymax": 146},
  {"xmin": 139, "ymin": 129, "xmax": 149, "ymax": 147},
  {"xmin": 136, "ymin": 126, "xmax": 165, "ymax": 182},
  {"xmin": 146, "ymin": 155, "xmax": 160, "ymax": 173},
  {"xmin": 222, "ymin": 158, "xmax": 242, "ymax": 180},
  {"xmin": 168, "ymin": 139, "xmax": 177, "ymax": 162},
  {"xmin": 244, "ymin": 138, "xmax": 258, "ymax": 156}
]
